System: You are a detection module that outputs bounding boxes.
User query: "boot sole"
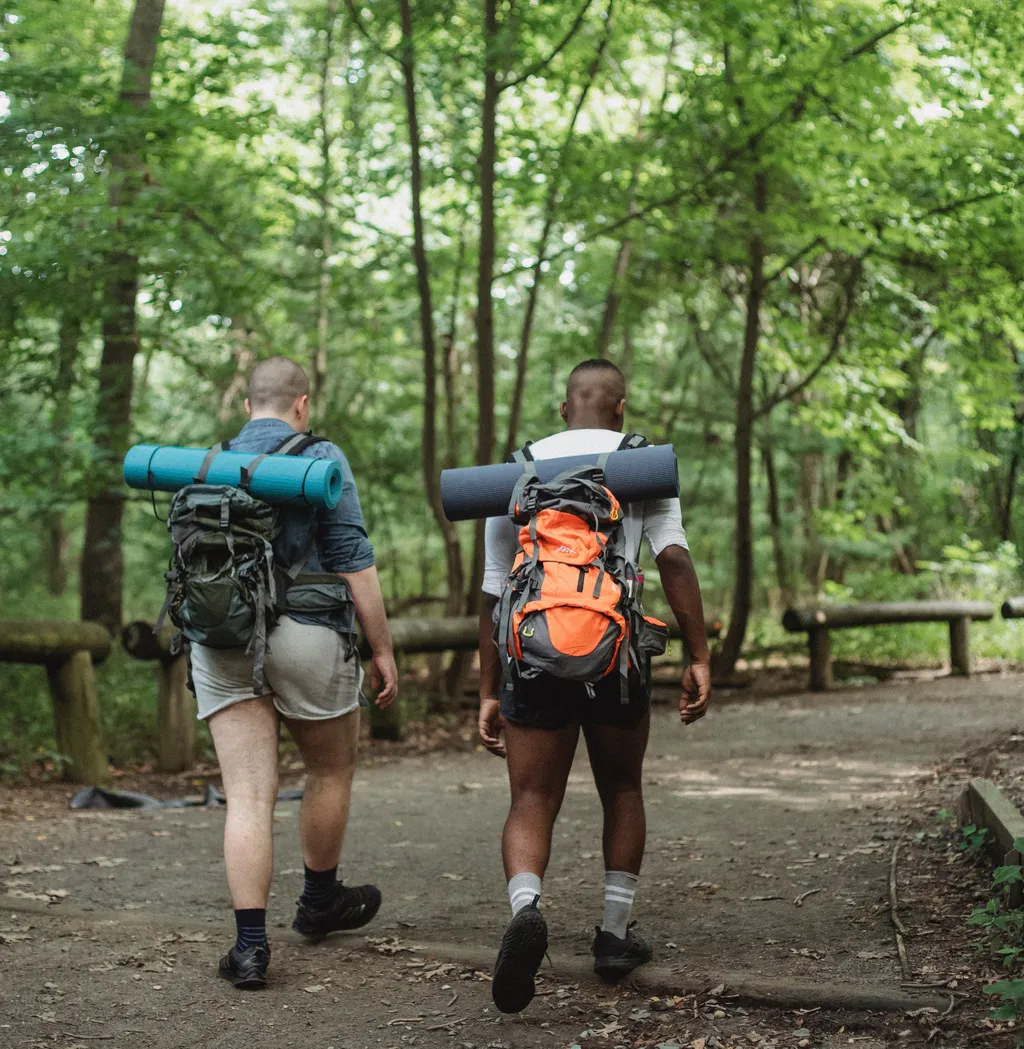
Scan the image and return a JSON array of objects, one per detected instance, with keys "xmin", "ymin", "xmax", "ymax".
[
  {"xmin": 492, "ymin": 910, "xmax": 548, "ymax": 1014},
  {"xmin": 593, "ymin": 952, "xmax": 653, "ymax": 984},
  {"xmin": 218, "ymin": 963, "xmax": 267, "ymax": 991}
]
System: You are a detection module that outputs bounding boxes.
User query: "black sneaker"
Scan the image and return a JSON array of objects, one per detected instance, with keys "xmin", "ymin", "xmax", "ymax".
[
  {"xmin": 592, "ymin": 922, "xmax": 654, "ymax": 983},
  {"xmin": 291, "ymin": 882, "xmax": 382, "ymax": 940},
  {"xmin": 218, "ymin": 944, "xmax": 270, "ymax": 990},
  {"xmin": 491, "ymin": 899, "xmax": 548, "ymax": 1014}
]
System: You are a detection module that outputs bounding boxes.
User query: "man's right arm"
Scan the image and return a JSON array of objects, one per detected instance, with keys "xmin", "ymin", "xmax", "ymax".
[
  {"xmin": 478, "ymin": 593, "xmax": 505, "ymax": 757},
  {"xmin": 477, "ymin": 516, "xmax": 516, "ymax": 757},
  {"xmin": 655, "ymin": 544, "xmax": 712, "ymax": 724},
  {"xmin": 313, "ymin": 445, "xmax": 397, "ymax": 707},
  {"xmin": 342, "ymin": 566, "xmax": 398, "ymax": 708}
]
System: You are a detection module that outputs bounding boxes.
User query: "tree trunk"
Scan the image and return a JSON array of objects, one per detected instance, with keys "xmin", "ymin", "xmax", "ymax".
[
  {"xmin": 761, "ymin": 433, "xmax": 794, "ymax": 608},
  {"xmin": 596, "ymin": 232, "xmax": 634, "ymax": 358},
  {"xmin": 504, "ymin": 6, "xmax": 614, "ymax": 458},
  {"xmin": 440, "ymin": 232, "xmax": 471, "ymax": 698},
  {"xmin": 442, "ymin": 229, "xmax": 467, "ymax": 472},
  {"xmin": 1002, "ymin": 434, "xmax": 1022, "ymax": 542},
  {"xmin": 219, "ymin": 316, "xmax": 258, "ymax": 423},
  {"xmin": 715, "ymin": 170, "xmax": 767, "ymax": 678},
  {"xmin": 398, "ymin": 0, "xmax": 465, "ymax": 618},
  {"xmin": 47, "ymin": 310, "xmax": 80, "ymax": 595},
  {"xmin": 312, "ymin": 0, "xmax": 340, "ymax": 418},
  {"xmin": 80, "ymin": 0, "xmax": 166, "ymax": 633},
  {"xmin": 800, "ymin": 446, "xmax": 826, "ymax": 591},
  {"xmin": 465, "ymin": 0, "xmax": 501, "ymax": 615}
]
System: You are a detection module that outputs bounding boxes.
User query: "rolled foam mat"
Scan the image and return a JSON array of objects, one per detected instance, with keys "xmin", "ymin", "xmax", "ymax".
[
  {"xmin": 123, "ymin": 444, "xmax": 342, "ymax": 509},
  {"xmin": 440, "ymin": 444, "xmax": 679, "ymax": 522}
]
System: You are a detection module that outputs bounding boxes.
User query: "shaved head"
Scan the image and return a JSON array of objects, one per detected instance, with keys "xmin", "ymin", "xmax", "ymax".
[
  {"xmin": 562, "ymin": 359, "xmax": 627, "ymax": 430},
  {"xmin": 247, "ymin": 356, "xmax": 310, "ymax": 415}
]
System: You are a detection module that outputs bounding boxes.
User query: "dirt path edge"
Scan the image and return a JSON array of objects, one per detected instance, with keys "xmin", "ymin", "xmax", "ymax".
[{"xmin": 4, "ymin": 896, "xmax": 946, "ymax": 1016}]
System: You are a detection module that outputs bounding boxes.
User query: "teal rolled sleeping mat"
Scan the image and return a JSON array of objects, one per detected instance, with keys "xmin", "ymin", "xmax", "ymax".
[{"xmin": 123, "ymin": 444, "xmax": 343, "ymax": 509}]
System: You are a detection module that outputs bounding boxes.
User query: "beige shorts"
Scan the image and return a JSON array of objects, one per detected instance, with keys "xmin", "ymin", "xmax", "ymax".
[{"xmin": 190, "ymin": 616, "xmax": 362, "ymax": 722}]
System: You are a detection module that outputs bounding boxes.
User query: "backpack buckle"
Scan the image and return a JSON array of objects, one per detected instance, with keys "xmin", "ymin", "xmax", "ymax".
[{"xmin": 220, "ymin": 493, "xmax": 231, "ymax": 531}]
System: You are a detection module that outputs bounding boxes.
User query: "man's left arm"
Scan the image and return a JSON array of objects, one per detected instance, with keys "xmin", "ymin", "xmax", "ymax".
[
  {"xmin": 645, "ymin": 496, "xmax": 711, "ymax": 724},
  {"xmin": 655, "ymin": 545, "xmax": 712, "ymax": 723}
]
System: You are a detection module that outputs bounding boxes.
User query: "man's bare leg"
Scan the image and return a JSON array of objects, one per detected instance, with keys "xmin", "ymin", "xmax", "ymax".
[
  {"xmin": 502, "ymin": 719, "xmax": 581, "ymax": 879},
  {"xmin": 208, "ymin": 696, "xmax": 280, "ymax": 909},
  {"xmin": 284, "ymin": 709, "xmax": 360, "ymax": 871},
  {"xmin": 491, "ymin": 719, "xmax": 580, "ymax": 1014},
  {"xmin": 583, "ymin": 712, "xmax": 650, "ymax": 875},
  {"xmin": 207, "ymin": 695, "xmax": 279, "ymax": 988},
  {"xmin": 285, "ymin": 709, "xmax": 382, "ymax": 936},
  {"xmin": 583, "ymin": 712, "xmax": 654, "ymax": 979}
]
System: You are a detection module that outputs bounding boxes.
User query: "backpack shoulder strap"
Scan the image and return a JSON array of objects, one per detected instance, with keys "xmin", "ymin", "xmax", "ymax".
[
  {"xmin": 273, "ymin": 431, "xmax": 329, "ymax": 457},
  {"xmin": 618, "ymin": 433, "xmax": 649, "ymax": 451},
  {"xmin": 510, "ymin": 440, "xmax": 534, "ymax": 465},
  {"xmin": 240, "ymin": 433, "xmax": 329, "ymax": 492}
]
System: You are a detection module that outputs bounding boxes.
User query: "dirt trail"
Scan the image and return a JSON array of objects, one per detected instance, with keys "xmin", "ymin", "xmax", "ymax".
[{"xmin": 2, "ymin": 674, "xmax": 1021, "ymax": 1048}]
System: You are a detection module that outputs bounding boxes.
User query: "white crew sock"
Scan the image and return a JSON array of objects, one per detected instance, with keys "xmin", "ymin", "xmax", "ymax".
[
  {"xmin": 602, "ymin": 870, "xmax": 638, "ymax": 938},
  {"xmin": 508, "ymin": 872, "xmax": 542, "ymax": 916}
]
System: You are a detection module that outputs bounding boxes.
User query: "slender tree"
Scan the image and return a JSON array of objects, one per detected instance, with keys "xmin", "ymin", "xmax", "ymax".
[{"xmin": 80, "ymin": 0, "xmax": 166, "ymax": 631}]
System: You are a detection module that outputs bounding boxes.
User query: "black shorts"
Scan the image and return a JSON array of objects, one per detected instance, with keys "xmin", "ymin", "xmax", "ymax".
[{"xmin": 500, "ymin": 668, "xmax": 650, "ymax": 731}]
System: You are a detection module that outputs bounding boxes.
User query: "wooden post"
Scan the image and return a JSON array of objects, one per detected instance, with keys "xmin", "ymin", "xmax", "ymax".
[
  {"xmin": 808, "ymin": 627, "xmax": 833, "ymax": 691},
  {"xmin": 156, "ymin": 656, "xmax": 195, "ymax": 773},
  {"xmin": 46, "ymin": 651, "xmax": 108, "ymax": 784},
  {"xmin": 950, "ymin": 616, "xmax": 971, "ymax": 676}
]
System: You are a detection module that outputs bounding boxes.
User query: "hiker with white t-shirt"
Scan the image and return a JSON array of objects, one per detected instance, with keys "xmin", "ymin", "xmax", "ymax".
[{"xmin": 477, "ymin": 358, "xmax": 712, "ymax": 1013}]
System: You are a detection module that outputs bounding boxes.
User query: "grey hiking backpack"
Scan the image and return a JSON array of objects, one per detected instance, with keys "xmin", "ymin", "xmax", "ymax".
[
  {"xmin": 156, "ymin": 431, "xmax": 345, "ymax": 693},
  {"xmin": 496, "ymin": 434, "xmax": 668, "ymax": 703}
]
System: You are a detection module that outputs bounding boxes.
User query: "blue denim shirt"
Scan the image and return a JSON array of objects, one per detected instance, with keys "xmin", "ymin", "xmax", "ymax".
[{"xmin": 229, "ymin": 418, "xmax": 374, "ymax": 634}]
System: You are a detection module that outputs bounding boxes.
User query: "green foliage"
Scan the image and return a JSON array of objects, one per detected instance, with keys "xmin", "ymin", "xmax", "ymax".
[
  {"xmin": 968, "ymin": 837, "xmax": 1024, "ymax": 1037},
  {"xmin": 0, "ymin": 650, "xmax": 214, "ymax": 777},
  {"xmin": 960, "ymin": 824, "xmax": 990, "ymax": 858},
  {"xmin": 2, "ymin": 0, "xmax": 1024, "ymax": 765}
]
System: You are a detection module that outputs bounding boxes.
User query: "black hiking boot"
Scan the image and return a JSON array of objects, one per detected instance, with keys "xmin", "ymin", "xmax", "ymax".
[
  {"xmin": 491, "ymin": 898, "xmax": 548, "ymax": 1014},
  {"xmin": 218, "ymin": 944, "xmax": 270, "ymax": 990},
  {"xmin": 592, "ymin": 922, "xmax": 654, "ymax": 983},
  {"xmin": 291, "ymin": 882, "xmax": 382, "ymax": 940}
]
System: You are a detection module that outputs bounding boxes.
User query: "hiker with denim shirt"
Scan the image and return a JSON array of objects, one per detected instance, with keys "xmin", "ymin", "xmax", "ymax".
[{"xmin": 189, "ymin": 356, "xmax": 398, "ymax": 990}]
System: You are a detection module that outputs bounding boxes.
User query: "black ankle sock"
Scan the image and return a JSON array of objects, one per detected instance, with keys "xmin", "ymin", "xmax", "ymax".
[
  {"xmin": 234, "ymin": 908, "xmax": 267, "ymax": 951},
  {"xmin": 302, "ymin": 865, "xmax": 338, "ymax": 906}
]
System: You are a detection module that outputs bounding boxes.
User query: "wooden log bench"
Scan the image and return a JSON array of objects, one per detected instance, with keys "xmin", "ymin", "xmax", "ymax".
[
  {"xmin": 121, "ymin": 622, "xmax": 195, "ymax": 773},
  {"xmin": 363, "ymin": 615, "xmax": 723, "ymax": 740},
  {"xmin": 782, "ymin": 601, "xmax": 995, "ymax": 691},
  {"xmin": 128, "ymin": 612, "xmax": 724, "ymax": 750},
  {"xmin": 0, "ymin": 620, "xmax": 111, "ymax": 783}
]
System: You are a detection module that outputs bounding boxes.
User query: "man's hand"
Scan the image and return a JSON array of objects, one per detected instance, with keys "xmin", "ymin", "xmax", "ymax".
[
  {"xmin": 478, "ymin": 697, "xmax": 506, "ymax": 758},
  {"xmin": 680, "ymin": 661, "xmax": 711, "ymax": 724},
  {"xmin": 369, "ymin": 649, "xmax": 399, "ymax": 709}
]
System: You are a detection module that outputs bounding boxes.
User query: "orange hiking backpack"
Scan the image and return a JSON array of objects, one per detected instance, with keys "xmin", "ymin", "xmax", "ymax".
[{"xmin": 496, "ymin": 442, "xmax": 668, "ymax": 703}]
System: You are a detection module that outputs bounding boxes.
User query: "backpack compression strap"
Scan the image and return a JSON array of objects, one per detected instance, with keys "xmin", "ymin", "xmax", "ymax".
[
  {"xmin": 194, "ymin": 441, "xmax": 227, "ymax": 483},
  {"xmin": 616, "ymin": 433, "xmax": 648, "ymax": 560}
]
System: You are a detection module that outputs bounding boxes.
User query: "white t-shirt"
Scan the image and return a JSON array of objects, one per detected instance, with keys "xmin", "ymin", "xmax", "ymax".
[{"xmin": 481, "ymin": 428, "xmax": 689, "ymax": 597}]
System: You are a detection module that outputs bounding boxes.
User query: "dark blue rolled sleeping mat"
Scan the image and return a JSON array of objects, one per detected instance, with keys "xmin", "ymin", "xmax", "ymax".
[{"xmin": 440, "ymin": 444, "xmax": 679, "ymax": 522}]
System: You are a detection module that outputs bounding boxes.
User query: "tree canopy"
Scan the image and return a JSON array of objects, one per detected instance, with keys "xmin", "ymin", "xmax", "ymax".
[{"xmin": 1, "ymin": 0, "xmax": 1023, "ymax": 678}]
